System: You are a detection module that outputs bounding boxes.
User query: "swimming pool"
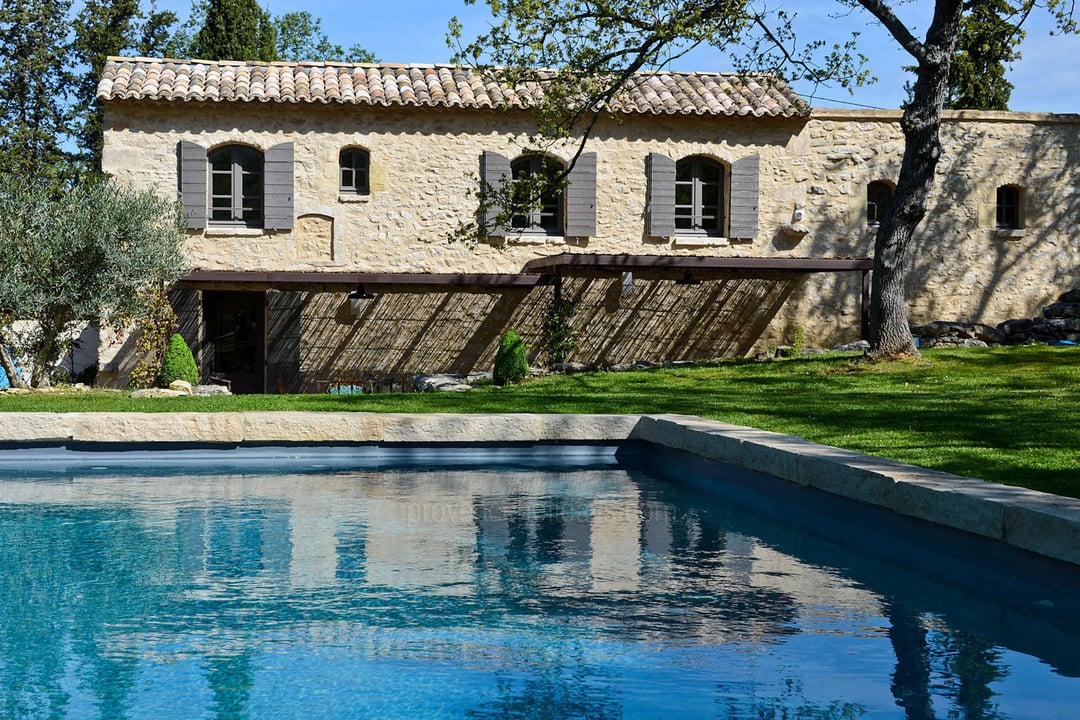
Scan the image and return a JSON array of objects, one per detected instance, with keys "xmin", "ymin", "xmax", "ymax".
[{"xmin": 1, "ymin": 445, "xmax": 1078, "ymax": 719}]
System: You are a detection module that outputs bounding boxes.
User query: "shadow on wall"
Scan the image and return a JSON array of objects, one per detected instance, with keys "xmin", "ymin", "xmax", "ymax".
[
  {"xmin": 774, "ymin": 117, "xmax": 1080, "ymax": 344},
  {"xmin": 298, "ymin": 275, "xmax": 803, "ymax": 386}
]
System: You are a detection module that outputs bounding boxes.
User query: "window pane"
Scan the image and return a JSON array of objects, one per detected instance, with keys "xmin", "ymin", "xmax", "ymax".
[
  {"xmin": 867, "ymin": 182, "xmax": 893, "ymax": 224},
  {"xmin": 212, "ymin": 171, "xmax": 232, "ymax": 196},
  {"xmin": 997, "ymin": 186, "xmax": 1020, "ymax": 228},
  {"xmin": 209, "ymin": 151, "xmax": 231, "ymax": 171},
  {"xmin": 675, "ymin": 161, "xmax": 693, "ymax": 182},
  {"xmin": 675, "ymin": 183, "xmax": 693, "ymax": 206},
  {"xmin": 699, "ymin": 161, "xmax": 721, "ymax": 183},
  {"xmin": 236, "ymin": 147, "xmax": 262, "ymax": 173}
]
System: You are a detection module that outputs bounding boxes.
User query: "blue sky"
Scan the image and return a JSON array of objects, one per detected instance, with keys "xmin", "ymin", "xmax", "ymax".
[{"xmin": 154, "ymin": 0, "xmax": 1079, "ymax": 113}]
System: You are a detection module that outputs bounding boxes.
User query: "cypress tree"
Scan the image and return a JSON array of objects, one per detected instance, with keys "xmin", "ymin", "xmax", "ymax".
[{"xmin": 192, "ymin": 0, "xmax": 277, "ymax": 62}]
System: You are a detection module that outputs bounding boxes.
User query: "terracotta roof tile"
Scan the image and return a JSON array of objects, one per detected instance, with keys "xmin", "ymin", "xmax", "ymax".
[{"xmin": 98, "ymin": 57, "xmax": 810, "ymax": 118}]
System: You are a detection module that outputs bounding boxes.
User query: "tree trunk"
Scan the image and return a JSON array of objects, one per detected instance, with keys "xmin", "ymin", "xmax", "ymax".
[
  {"xmin": 29, "ymin": 311, "xmax": 69, "ymax": 388},
  {"xmin": 0, "ymin": 334, "xmax": 26, "ymax": 389},
  {"xmin": 868, "ymin": 0, "xmax": 966, "ymax": 358}
]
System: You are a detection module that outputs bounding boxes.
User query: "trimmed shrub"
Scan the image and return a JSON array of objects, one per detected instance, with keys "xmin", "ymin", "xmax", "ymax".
[
  {"xmin": 158, "ymin": 333, "xmax": 199, "ymax": 387},
  {"xmin": 493, "ymin": 329, "xmax": 528, "ymax": 386}
]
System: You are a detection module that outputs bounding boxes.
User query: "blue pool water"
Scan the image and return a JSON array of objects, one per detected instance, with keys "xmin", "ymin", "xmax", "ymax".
[{"xmin": 1, "ymin": 446, "xmax": 1079, "ymax": 719}]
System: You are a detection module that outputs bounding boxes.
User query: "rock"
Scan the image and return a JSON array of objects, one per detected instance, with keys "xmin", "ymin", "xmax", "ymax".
[
  {"xmin": 998, "ymin": 318, "xmax": 1033, "ymax": 336},
  {"xmin": 911, "ymin": 321, "xmax": 1003, "ymax": 345},
  {"xmin": 193, "ymin": 384, "xmax": 232, "ymax": 396},
  {"xmin": 551, "ymin": 362, "xmax": 591, "ymax": 374},
  {"xmin": 1043, "ymin": 302, "xmax": 1080, "ymax": 319},
  {"xmin": 1058, "ymin": 288, "xmax": 1080, "ymax": 303},
  {"xmin": 168, "ymin": 380, "xmax": 194, "ymax": 396},
  {"xmin": 831, "ymin": 340, "xmax": 870, "ymax": 352},
  {"xmin": 412, "ymin": 373, "xmax": 475, "ymax": 392},
  {"xmin": 129, "ymin": 388, "xmax": 187, "ymax": 399}
]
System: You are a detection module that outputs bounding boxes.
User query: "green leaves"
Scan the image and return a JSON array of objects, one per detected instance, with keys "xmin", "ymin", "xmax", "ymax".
[{"xmin": 0, "ymin": 177, "xmax": 187, "ymax": 386}]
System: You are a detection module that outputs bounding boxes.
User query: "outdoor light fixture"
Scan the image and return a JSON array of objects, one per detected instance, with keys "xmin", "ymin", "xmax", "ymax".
[
  {"xmin": 348, "ymin": 285, "xmax": 376, "ymax": 300},
  {"xmin": 674, "ymin": 270, "xmax": 701, "ymax": 286}
]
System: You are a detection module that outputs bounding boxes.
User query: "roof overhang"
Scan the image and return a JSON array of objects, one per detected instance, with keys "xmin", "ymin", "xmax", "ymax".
[{"xmin": 522, "ymin": 253, "xmax": 873, "ymax": 276}]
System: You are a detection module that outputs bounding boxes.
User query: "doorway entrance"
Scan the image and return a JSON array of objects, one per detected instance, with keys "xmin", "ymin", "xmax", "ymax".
[{"xmin": 203, "ymin": 291, "xmax": 266, "ymax": 394}]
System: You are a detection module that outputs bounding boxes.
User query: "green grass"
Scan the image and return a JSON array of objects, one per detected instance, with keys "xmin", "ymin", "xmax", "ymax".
[{"xmin": 2, "ymin": 346, "xmax": 1078, "ymax": 498}]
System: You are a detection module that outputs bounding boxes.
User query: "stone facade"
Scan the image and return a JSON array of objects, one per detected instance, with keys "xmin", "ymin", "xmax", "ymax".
[{"xmin": 100, "ymin": 89, "xmax": 1080, "ymax": 390}]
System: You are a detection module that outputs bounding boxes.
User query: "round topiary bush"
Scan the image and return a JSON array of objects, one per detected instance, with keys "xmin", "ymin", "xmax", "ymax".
[
  {"xmin": 493, "ymin": 329, "xmax": 528, "ymax": 386},
  {"xmin": 158, "ymin": 333, "xmax": 199, "ymax": 388}
]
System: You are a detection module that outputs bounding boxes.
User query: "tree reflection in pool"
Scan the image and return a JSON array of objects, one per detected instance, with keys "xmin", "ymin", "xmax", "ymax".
[{"xmin": 1, "ymin": 450, "xmax": 1078, "ymax": 719}]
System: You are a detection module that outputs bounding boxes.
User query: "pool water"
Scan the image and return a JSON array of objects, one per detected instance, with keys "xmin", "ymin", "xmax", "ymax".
[{"xmin": 1, "ymin": 448, "xmax": 1079, "ymax": 719}]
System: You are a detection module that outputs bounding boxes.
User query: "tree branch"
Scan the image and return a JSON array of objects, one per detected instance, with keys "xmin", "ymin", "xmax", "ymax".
[{"xmin": 856, "ymin": 0, "xmax": 927, "ymax": 61}]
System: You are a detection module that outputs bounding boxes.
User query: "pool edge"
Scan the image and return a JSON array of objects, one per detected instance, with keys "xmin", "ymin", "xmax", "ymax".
[{"xmin": 2, "ymin": 411, "xmax": 1078, "ymax": 566}]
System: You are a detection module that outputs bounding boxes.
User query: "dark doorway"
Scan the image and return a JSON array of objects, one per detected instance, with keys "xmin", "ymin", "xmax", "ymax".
[{"xmin": 204, "ymin": 291, "xmax": 266, "ymax": 394}]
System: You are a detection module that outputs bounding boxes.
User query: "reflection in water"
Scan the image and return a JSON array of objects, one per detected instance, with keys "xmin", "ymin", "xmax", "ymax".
[{"xmin": 0, "ymin": 464, "xmax": 1078, "ymax": 719}]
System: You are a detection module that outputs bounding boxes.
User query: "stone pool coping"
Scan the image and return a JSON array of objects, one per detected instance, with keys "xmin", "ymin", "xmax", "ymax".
[{"xmin": 2, "ymin": 411, "xmax": 1079, "ymax": 567}]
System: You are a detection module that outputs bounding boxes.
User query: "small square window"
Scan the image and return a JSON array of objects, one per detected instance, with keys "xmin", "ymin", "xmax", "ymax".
[
  {"xmin": 340, "ymin": 148, "xmax": 370, "ymax": 194},
  {"xmin": 996, "ymin": 186, "xmax": 1021, "ymax": 229},
  {"xmin": 866, "ymin": 181, "xmax": 893, "ymax": 225}
]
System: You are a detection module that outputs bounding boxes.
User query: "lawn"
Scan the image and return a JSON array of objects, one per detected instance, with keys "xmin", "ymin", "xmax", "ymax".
[{"xmin": 2, "ymin": 346, "xmax": 1077, "ymax": 498}]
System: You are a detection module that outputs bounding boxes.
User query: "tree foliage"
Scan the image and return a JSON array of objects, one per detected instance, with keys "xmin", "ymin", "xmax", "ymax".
[
  {"xmin": 494, "ymin": 329, "xmax": 529, "ymax": 385},
  {"xmin": 0, "ymin": 0, "xmax": 75, "ymax": 185},
  {"xmin": 274, "ymin": 11, "xmax": 378, "ymax": 63},
  {"xmin": 158, "ymin": 332, "xmax": 199, "ymax": 388},
  {"xmin": 0, "ymin": 178, "xmax": 187, "ymax": 387},
  {"xmin": 946, "ymin": 0, "xmax": 1026, "ymax": 110},
  {"xmin": 192, "ymin": 0, "xmax": 277, "ymax": 62},
  {"xmin": 72, "ymin": 0, "xmax": 181, "ymax": 178},
  {"xmin": 453, "ymin": 0, "xmax": 1077, "ymax": 358}
]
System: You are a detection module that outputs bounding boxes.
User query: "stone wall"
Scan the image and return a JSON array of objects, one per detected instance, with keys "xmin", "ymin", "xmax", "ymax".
[{"xmin": 100, "ymin": 101, "xmax": 1080, "ymax": 384}]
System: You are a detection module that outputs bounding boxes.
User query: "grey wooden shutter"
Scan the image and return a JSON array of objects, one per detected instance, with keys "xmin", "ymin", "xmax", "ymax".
[
  {"xmin": 267, "ymin": 290, "xmax": 302, "ymax": 393},
  {"xmin": 565, "ymin": 151, "xmax": 597, "ymax": 237},
  {"xmin": 480, "ymin": 150, "xmax": 511, "ymax": 236},
  {"xmin": 729, "ymin": 154, "xmax": 760, "ymax": 240},
  {"xmin": 178, "ymin": 141, "xmax": 207, "ymax": 229},
  {"xmin": 264, "ymin": 142, "xmax": 295, "ymax": 231},
  {"xmin": 646, "ymin": 153, "xmax": 675, "ymax": 237}
]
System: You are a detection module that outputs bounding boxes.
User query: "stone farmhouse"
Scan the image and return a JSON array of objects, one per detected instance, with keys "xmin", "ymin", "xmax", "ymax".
[{"xmin": 96, "ymin": 57, "xmax": 1079, "ymax": 393}]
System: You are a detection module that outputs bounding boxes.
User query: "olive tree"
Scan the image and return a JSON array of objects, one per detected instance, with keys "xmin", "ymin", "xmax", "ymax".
[
  {"xmin": 453, "ymin": 0, "xmax": 1076, "ymax": 358},
  {"xmin": 0, "ymin": 178, "xmax": 187, "ymax": 387}
]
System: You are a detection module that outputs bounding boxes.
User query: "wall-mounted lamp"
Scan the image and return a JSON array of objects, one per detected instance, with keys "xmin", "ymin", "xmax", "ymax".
[
  {"xmin": 348, "ymin": 285, "xmax": 376, "ymax": 300},
  {"xmin": 674, "ymin": 270, "xmax": 701, "ymax": 286}
]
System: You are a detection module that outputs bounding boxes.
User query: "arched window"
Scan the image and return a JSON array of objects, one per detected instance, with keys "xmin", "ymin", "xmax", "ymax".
[
  {"xmin": 996, "ymin": 185, "xmax": 1022, "ymax": 229},
  {"xmin": 209, "ymin": 145, "xmax": 264, "ymax": 226},
  {"xmin": 340, "ymin": 148, "xmax": 370, "ymax": 194},
  {"xmin": 675, "ymin": 156, "xmax": 725, "ymax": 234},
  {"xmin": 866, "ymin": 181, "xmax": 893, "ymax": 225},
  {"xmin": 510, "ymin": 155, "xmax": 564, "ymax": 234}
]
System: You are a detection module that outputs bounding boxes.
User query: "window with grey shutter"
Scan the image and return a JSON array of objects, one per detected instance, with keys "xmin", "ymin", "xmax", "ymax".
[
  {"xmin": 510, "ymin": 154, "xmax": 564, "ymax": 235},
  {"xmin": 480, "ymin": 151, "xmax": 512, "ymax": 236},
  {"xmin": 565, "ymin": 151, "xmax": 597, "ymax": 237},
  {"xmin": 674, "ymin": 156, "xmax": 726, "ymax": 234},
  {"xmin": 178, "ymin": 141, "xmax": 207, "ymax": 229},
  {"xmin": 729, "ymin": 154, "xmax": 760, "ymax": 240},
  {"xmin": 264, "ymin": 142, "xmax": 295, "ymax": 231},
  {"xmin": 208, "ymin": 145, "xmax": 263, "ymax": 226},
  {"xmin": 646, "ymin": 153, "xmax": 676, "ymax": 237}
]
